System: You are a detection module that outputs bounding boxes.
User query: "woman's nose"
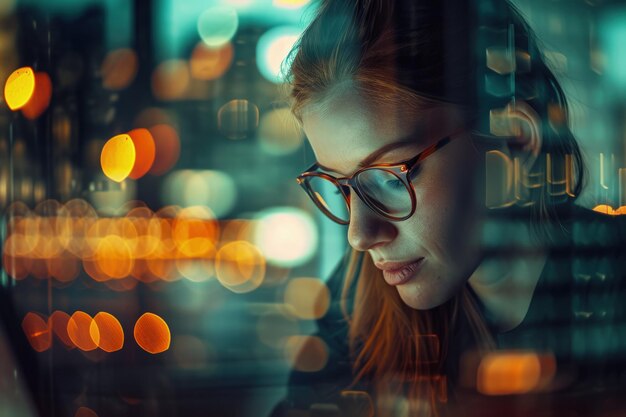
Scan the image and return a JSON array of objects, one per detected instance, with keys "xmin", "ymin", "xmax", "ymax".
[{"xmin": 347, "ymin": 193, "xmax": 397, "ymax": 252}]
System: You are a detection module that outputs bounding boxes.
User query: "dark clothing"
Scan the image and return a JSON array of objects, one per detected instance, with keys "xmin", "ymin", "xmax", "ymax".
[{"xmin": 271, "ymin": 206, "xmax": 626, "ymax": 416}]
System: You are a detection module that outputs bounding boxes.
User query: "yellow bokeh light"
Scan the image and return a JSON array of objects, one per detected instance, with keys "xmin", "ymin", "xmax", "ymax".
[
  {"xmin": 215, "ymin": 241, "xmax": 266, "ymax": 293},
  {"xmin": 273, "ymin": 0, "xmax": 310, "ymax": 8},
  {"xmin": 284, "ymin": 278, "xmax": 330, "ymax": 320},
  {"xmin": 100, "ymin": 134, "xmax": 136, "ymax": 183},
  {"xmin": 4, "ymin": 66, "xmax": 36, "ymax": 110},
  {"xmin": 592, "ymin": 204, "xmax": 626, "ymax": 216},
  {"xmin": 258, "ymin": 108, "xmax": 304, "ymax": 155},
  {"xmin": 95, "ymin": 235, "xmax": 134, "ymax": 279},
  {"xmin": 284, "ymin": 335, "xmax": 328, "ymax": 372},
  {"xmin": 176, "ymin": 256, "xmax": 214, "ymax": 283},
  {"xmin": 172, "ymin": 206, "xmax": 219, "ymax": 257}
]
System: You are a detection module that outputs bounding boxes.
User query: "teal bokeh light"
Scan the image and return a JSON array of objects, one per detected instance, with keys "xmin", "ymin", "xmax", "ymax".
[
  {"xmin": 197, "ymin": 5, "xmax": 239, "ymax": 48},
  {"xmin": 600, "ymin": 7, "xmax": 626, "ymax": 92}
]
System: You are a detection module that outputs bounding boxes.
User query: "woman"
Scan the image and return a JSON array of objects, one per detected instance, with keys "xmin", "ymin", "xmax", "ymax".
[{"xmin": 274, "ymin": 0, "xmax": 626, "ymax": 415}]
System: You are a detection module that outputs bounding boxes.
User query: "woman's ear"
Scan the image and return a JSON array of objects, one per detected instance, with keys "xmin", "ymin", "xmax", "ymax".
[{"xmin": 502, "ymin": 100, "xmax": 543, "ymax": 172}]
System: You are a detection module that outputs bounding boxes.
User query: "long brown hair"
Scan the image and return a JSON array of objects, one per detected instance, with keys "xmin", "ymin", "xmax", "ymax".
[
  {"xmin": 287, "ymin": 0, "xmax": 584, "ymax": 414},
  {"xmin": 340, "ymin": 249, "xmax": 496, "ymax": 415}
]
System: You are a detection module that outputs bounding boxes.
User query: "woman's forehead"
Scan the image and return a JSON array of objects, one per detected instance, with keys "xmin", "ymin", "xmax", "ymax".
[{"xmin": 301, "ymin": 93, "xmax": 463, "ymax": 173}]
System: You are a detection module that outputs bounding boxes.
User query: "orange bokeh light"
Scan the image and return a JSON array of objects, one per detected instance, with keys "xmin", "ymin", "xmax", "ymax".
[
  {"xmin": 101, "ymin": 48, "xmax": 138, "ymax": 90},
  {"xmin": 2, "ymin": 233, "xmax": 32, "ymax": 257},
  {"xmin": 134, "ymin": 312, "xmax": 171, "ymax": 354},
  {"xmin": 2, "ymin": 252, "xmax": 31, "ymax": 280},
  {"xmin": 100, "ymin": 134, "xmax": 136, "ymax": 182},
  {"xmin": 48, "ymin": 311, "xmax": 75, "ymax": 349},
  {"xmin": 477, "ymin": 351, "xmax": 546, "ymax": 395},
  {"xmin": 148, "ymin": 124, "xmax": 180, "ymax": 175},
  {"xmin": 29, "ymin": 258, "xmax": 49, "ymax": 280},
  {"xmin": 67, "ymin": 311, "xmax": 99, "ymax": 351},
  {"xmin": 46, "ymin": 254, "xmax": 80, "ymax": 283},
  {"xmin": 131, "ymin": 258, "xmax": 158, "ymax": 283},
  {"xmin": 146, "ymin": 255, "xmax": 179, "ymax": 282},
  {"xmin": 133, "ymin": 107, "xmax": 173, "ymax": 128},
  {"xmin": 592, "ymin": 204, "xmax": 626, "ymax": 216},
  {"xmin": 190, "ymin": 42, "xmax": 233, "ymax": 80},
  {"xmin": 172, "ymin": 206, "xmax": 219, "ymax": 258},
  {"xmin": 22, "ymin": 312, "xmax": 51, "ymax": 352},
  {"xmin": 91, "ymin": 312, "xmax": 124, "ymax": 352},
  {"xmin": 21, "ymin": 71, "xmax": 52, "ymax": 119},
  {"xmin": 75, "ymin": 406, "xmax": 99, "ymax": 417},
  {"xmin": 127, "ymin": 128, "xmax": 156, "ymax": 179},
  {"xmin": 7, "ymin": 215, "xmax": 39, "ymax": 255},
  {"xmin": 82, "ymin": 256, "xmax": 111, "ymax": 283},
  {"xmin": 4, "ymin": 66, "xmax": 36, "ymax": 110},
  {"xmin": 151, "ymin": 60, "xmax": 190, "ymax": 101}
]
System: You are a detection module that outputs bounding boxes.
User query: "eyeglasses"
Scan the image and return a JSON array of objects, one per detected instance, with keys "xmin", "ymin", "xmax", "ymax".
[{"xmin": 296, "ymin": 136, "xmax": 453, "ymax": 225}]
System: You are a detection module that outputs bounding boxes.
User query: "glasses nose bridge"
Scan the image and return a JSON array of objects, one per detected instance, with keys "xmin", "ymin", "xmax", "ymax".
[
  {"xmin": 336, "ymin": 175, "xmax": 358, "ymax": 189},
  {"xmin": 337, "ymin": 174, "xmax": 380, "ymax": 220},
  {"xmin": 337, "ymin": 175, "xmax": 368, "ymax": 207}
]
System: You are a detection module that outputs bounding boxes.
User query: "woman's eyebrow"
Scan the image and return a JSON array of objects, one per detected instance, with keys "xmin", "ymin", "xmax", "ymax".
[{"xmin": 316, "ymin": 139, "xmax": 418, "ymax": 176}]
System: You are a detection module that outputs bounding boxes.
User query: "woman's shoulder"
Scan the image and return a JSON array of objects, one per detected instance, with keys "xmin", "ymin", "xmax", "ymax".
[
  {"xmin": 557, "ymin": 204, "xmax": 626, "ymax": 296},
  {"xmin": 499, "ymin": 204, "xmax": 626, "ymax": 385}
]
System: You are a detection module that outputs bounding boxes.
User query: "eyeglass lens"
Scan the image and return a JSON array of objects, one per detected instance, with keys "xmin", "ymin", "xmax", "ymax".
[{"xmin": 305, "ymin": 168, "xmax": 413, "ymax": 223}]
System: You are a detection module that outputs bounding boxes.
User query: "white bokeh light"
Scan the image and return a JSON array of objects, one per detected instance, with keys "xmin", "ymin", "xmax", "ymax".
[
  {"xmin": 253, "ymin": 207, "xmax": 318, "ymax": 268},
  {"xmin": 162, "ymin": 170, "xmax": 237, "ymax": 218},
  {"xmin": 256, "ymin": 26, "xmax": 301, "ymax": 83}
]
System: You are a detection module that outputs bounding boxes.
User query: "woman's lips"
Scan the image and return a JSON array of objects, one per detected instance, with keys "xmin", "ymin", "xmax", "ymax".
[{"xmin": 375, "ymin": 258, "xmax": 425, "ymax": 286}]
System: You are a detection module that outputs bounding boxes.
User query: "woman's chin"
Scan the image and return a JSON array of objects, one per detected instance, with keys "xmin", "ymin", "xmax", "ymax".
[{"xmin": 396, "ymin": 280, "xmax": 454, "ymax": 310}]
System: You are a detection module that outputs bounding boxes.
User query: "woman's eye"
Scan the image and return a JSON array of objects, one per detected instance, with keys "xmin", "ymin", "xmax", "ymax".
[{"xmin": 385, "ymin": 179, "xmax": 405, "ymax": 189}]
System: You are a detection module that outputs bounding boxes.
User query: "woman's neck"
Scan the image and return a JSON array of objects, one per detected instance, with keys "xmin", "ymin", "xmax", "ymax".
[{"xmin": 467, "ymin": 248, "xmax": 548, "ymax": 333}]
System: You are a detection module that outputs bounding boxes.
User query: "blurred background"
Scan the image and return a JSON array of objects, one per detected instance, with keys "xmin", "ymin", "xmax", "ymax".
[{"xmin": 1, "ymin": 0, "xmax": 626, "ymax": 416}]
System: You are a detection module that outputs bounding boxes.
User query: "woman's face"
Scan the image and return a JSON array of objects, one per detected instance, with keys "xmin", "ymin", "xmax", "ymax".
[{"xmin": 301, "ymin": 91, "xmax": 487, "ymax": 310}]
